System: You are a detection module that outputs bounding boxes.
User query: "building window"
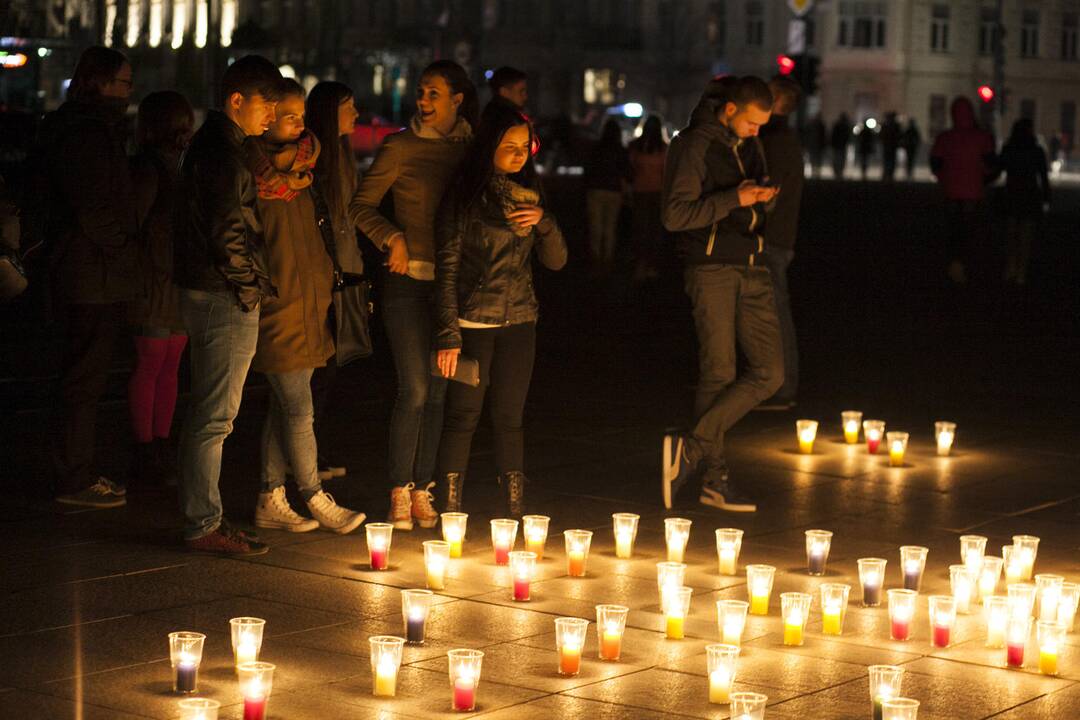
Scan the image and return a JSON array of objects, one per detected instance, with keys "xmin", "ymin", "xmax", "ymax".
[
  {"xmin": 584, "ymin": 68, "xmax": 615, "ymax": 105},
  {"xmin": 837, "ymin": 1, "xmax": 887, "ymax": 49},
  {"xmin": 746, "ymin": 1, "xmax": 764, "ymax": 48},
  {"xmin": 1020, "ymin": 9, "xmax": 1039, "ymax": 58},
  {"xmin": 930, "ymin": 4, "xmax": 949, "ymax": 53},
  {"xmin": 125, "ymin": 0, "xmax": 141, "ymax": 47},
  {"xmin": 104, "ymin": 0, "xmax": 117, "ymax": 46},
  {"xmin": 1020, "ymin": 98, "xmax": 1036, "ymax": 123},
  {"xmin": 148, "ymin": 0, "xmax": 163, "ymax": 47},
  {"xmin": 171, "ymin": 0, "xmax": 187, "ymax": 49},
  {"xmin": 706, "ymin": 1, "xmax": 726, "ymax": 51},
  {"xmin": 220, "ymin": 0, "xmax": 237, "ymax": 47},
  {"xmin": 978, "ymin": 6, "xmax": 997, "ymax": 56},
  {"xmin": 1063, "ymin": 12, "xmax": 1078, "ymax": 61},
  {"xmin": 929, "ymin": 94, "xmax": 947, "ymax": 136}
]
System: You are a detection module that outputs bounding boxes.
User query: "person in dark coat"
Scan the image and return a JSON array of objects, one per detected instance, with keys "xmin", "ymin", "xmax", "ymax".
[
  {"xmin": 37, "ymin": 47, "xmax": 138, "ymax": 508},
  {"xmin": 628, "ymin": 114, "xmax": 668, "ymax": 285},
  {"xmin": 830, "ymin": 113, "xmax": 853, "ymax": 178},
  {"xmin": 803, "ymin": 114, "xmax": 826, "ymax": 177},
  {"xmin": 879, "ymin": 112, "xmax": 902, "ymax": 182},
  {"xmin": 999, "ymin": 118, "xmax": 1050, "ymax": 285},
  {"xmin": 857, "ymin": 120, "xmax": 877, "ymax": 180},
  {"xmin": 584, "ymin": 118, "xmax": 631, "ymax": 274},
  {"xmin": 488, "ymin": 66, "xmax": 529, "ymax": 111},
  {"xmin": 127, "ymin": 91, "xmax": 193, "ymax": 487},
  {"xmin": 899, "ymin": 119, "xmax": 921, "ymax": 180}
]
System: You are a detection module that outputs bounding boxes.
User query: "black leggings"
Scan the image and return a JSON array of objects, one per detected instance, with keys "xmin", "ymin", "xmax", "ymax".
[{"xmin": 437, "ymin": 322, "xmax": 536, "ymax": 476}]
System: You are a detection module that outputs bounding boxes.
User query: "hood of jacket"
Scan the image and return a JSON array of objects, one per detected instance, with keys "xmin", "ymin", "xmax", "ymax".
[
  {"xmin": 951, "ymin": 97, "xmax": 976, "ymax": 130},
  {"xmin": 687, "ymin": 92, "xmax": 739, "ymax": 148}
]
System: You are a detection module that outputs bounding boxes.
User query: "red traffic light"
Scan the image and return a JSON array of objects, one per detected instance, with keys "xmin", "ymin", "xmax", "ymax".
[
  {"xmin": 776, "ymin": 54, "xmax": 796, "ymax": 76},
  {"xmin": 977, "ymin": 85, "xmax": 995, "ymax": 103}
]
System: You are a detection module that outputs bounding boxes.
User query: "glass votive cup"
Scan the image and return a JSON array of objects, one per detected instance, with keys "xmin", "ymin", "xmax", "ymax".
[
  {"xmin": 657, "ymin": 561, "xmax": 687, "ymax": 602},
  {"xmin": 424, "ymin": 540, "xmax": 451, "ymax": 591},
  {"xmin": 781, "ymin": 592, "xmax": 812, "ymax": 646},
  {"xmin": 1011, "ymin": 535, "xmax": 1040, "ymax": 580},
  {"xmin": 177, "ymin": 698, "xmax": 221, "ymax": 720},
  {"xmin": 1037, "ymin": 620, "xmax": 1065, "ymax": 676},
  {"xmin": 1006, "ymin": 615, "xmax": 1032, "ymax": 667},
  {"xmin": 747, "ymin": 564, "xmax": 776, "ymax": 615},
  {"xmin": 490, "ymin": 519, "xmax": 519, "ymax": 566},
  {"xmin": 888, "ymin": 589, "xmax": 917, "ymax": 641},
  {"xmin": 886, "ymin": 432, "xmax": 909, "ymax": 467},
  {"xmin": 369, "ymin": 636, "xmax": 405, "ymax": 697},
  {"xmin": 612, "ymin": 513, "xmax": 640, "ymax": 559},
  {"xmin": 366, "ymin": 522, "xmax": 394, "ymax": 570},
  {"xmin": 665, "ymin": 517, "xmax": 692, "ymax": 563},
  {"xmin": 949, "ymin": 564, "xmax": 977, "ymax": 614},
  {"xmin": 596, "ymin": 604, "xmax": 629, "ymax": 661},
  {"xmin": 1008, "ymin": 583, "xmax": 1037, "ymax": 619},
  {"xmin": 869, "ymin": 664, "xmax": 904, "ymax": 720},
  {"xmin": 864, "ymin": 419, "xmax": 886, "ymax": 454},
  {"xmin": 731, "ymin": 691, "xmax": 769, "ymax": 719},
  {"xmin": 564, "ymin": 529, "xmax": 593, "ymax": 577},
  {"xmin": 554, "ymin": 617, "xmax": 589, "ymax": 676},
  {"xmin": 820, "ymin": 583, "xmax": 851, "ymax": 635},
  {"xmin": 718, "ymin": 599, "xmax": 750, "ymax": 646},
  {"xmin": 858, "ymin": 558, "xmax": 887, "ymax": 607},
  {"xmin": 447, "ymin": 649, "xmax": 484, "ymax": 712},
  {"xmin": 1002, "ymin": 545, "xmax": 1024, "ymax": 585},
  {"xmin": 959, "ymin": 534, "xmax": 987, "ymax": 575},
  {"xmin": 796, "ymin": 419, "xmax": 819, "ymax": 454},
  {"xmin": 1035, "ymin": 573, "xmax": 1065, "ymax": 623},
  {"xmin": 1057, "ymin": 582, "xmax": 1080, "ymax": 631},
  {"xmin": 899, "ymin": 546, "xmax": 928, "ymax": 592},
  {"xmin": 509, "ymin": 550, "xmax": 537, "ymax": 602},
  {"xmin": 928, "ymin": 595, "xmax": 957, "ymax": 648},
  {"xmin": 715, "ymin": 528, "xmax": 744, "ymax": 576},
  {"xmin": 805, "ymin": 529, "xmax": 833, "ymax": 576},
  {"xmin": 440, "ymin": 512, "xmax": 468, "ymax": 558},
  {"xmin": 402, "ymin": 588, "xmax": 433, "ymax": 644},
  {"xmin": 979, "ymin": 556, "xmax": 1004, "ymax": 602},
  {"xmin": 706, "ymin": 643, "xmax": 739, "ymax": 705},
  {"xmin": 230, "ymin": 617, "xmax": 265, "ymax": 667},
  {"xmin": 985, "ymin": 596, "xmax": 1010, "ymax": 648},
  {"xmin": 237, "ymin": 661, "xmax": 275, "ymax": 720},
  {"xmin": 169, "ymin": 631, "xmax": 205, "ymax": 694},
  {"xmin": 842, "ymin": 410, "xmax": 863, "ymax": 444},
  {"xmin": 662, "ymin": 585, "xmax": 692, "ymax": 640},
  {"xmin": 522, "ymin": 514, "xmax": 550, "ymax": 560},
  {"xmin": 934, "ymin": 421, "xmax": 956, "ymax": 456},
  {"xmin": 881, "ymin": 697, "xmax": 919, "ymax": 720}
]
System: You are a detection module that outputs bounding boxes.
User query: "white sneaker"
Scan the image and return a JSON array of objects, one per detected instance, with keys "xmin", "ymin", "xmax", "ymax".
[
  {"xmin": 307, "ymin": 490, "xmax": 366, "ymax": 534},
  {"xmin": 255, "ymin": 486, "xmax": 319, "ymax": 532}
]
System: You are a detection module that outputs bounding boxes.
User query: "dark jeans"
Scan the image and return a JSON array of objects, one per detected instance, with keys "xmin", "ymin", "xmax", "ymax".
[
  {"xmin": 53, "ymin": 302, "xmax": 126, "ymax": 495},
  {"xmin": 382, "ymin": 272, "xmax": 446, "ymax": 488},
  {"xmin": 438, "ymin": 322, "xmax": 536, "ymax": 476},
  {"xmin": 761, "ymin": 248, "xmax": 798, "ymax": 401},
  {"xmin": 684, "ymin": 265, "xmax": 783, "ymax": 468}
]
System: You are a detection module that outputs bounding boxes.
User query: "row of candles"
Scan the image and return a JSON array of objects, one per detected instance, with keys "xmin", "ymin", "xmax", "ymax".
[{"xmin": 795, "ymin": 413, "xmax": 958, "ymax": 464}]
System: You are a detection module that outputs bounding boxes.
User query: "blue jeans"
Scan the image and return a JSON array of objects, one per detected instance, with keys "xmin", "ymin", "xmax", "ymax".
[
  {"xmin": 261, "ymin": 368, "xmax": 321, "ymax": 501},
  {"xmin": 761, "ymin": 247, "xmax": 799, "ymax": 400},
  {"xmin": 382, "ymin": 273, "xmax": 447, "ymax": 488},
  {"xmin": 177, "ymin": 289, "xmax": 259, "ymax": 540}
]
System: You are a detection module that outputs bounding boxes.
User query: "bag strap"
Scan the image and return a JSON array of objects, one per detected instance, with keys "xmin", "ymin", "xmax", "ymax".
[{"xmin": 308, "ymin": 180, "xmax": 345, "ymax": 285}]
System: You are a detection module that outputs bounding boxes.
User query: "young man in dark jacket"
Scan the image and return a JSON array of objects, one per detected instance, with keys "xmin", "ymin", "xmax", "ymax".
[
  {"xmin": 174, "ymin": 55, "xmax": 282, "ymax": 555},
  {"xmin": 660, "ymin": 75, "xmax": 783, "ymax": 514}
]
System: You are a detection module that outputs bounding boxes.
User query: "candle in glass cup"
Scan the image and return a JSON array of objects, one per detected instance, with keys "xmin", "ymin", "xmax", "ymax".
[
  {"xmin": 1057, "ymin": 582, "xmax": 1080, "ymax": 631},
  {"xmin": 881, "ymin": 697, "xmax": 919, "ymax": 720},
  {"xmin": 440, "ymin": 512, "xmax": 468, "ymax": 558},
  {"xmin": 1035, "ymin": 574, "xmax": 1065, "ymax": 623},
  {"xmin": 717, "ymin": 599, "xmax": 750, "ymax": 646},
  {"xmin": 706, "ymin": 643, "xmax": 739, "ymax": 704},
  {"xmin": 612, "ymin": 513, "xmax": 640, "ymax": 559},
  {"xmin": 1002, "ymin": 545, "xmax": 1024, "ymax": 585},
  {"xmin": 1008, "ymin": 583, "xmax": 1037, "ymax": 620},
  {"xmin": 596, "ymin": 604, "xmax": 629, "ymax": 661},
  {"xmin": 522, "ymin": 515, "xmax": 550, "ymax": 560},
  {"xmin": 564, "ymin": 529, "xmax": 593, "ymax": 577},
  {"xmin": 169, "ymin": 632, "xmax": 205, "ymax": 694},
  {"xmin": 423, "ymin": 540, "xmax": 451, "ymax": 591},
  {"xmin": 864, "ymin": 420, "xmax": 886, "ymax": 454},
  {"xmin": 928, "ymin": 595, "xmax": 956, "ymax": 648},
  {"xmin": 746, "ymin": 564, "xmax": 776, "ymax": 615},
  {"xmin": 665, "ymin": 518, "xmax": 692, "ymax": 563},
  {"xmin": 858, "ymin": 558, "xmax": 887, "ymax": 606},
  {"xmin": 509, "ymin": 551, "xmax": 536, "ymax": 602},
  {"xmin": 554, "ymin": 617, "xmax": 589, "ymax": 676},
  {"xmin": 230, "ymin": 617, "xmax": 265, "ymax": 667},
  {"xmin": 820, "ymin": 583, "xmax": 850, "ymax": 635},
  {"xmin": 237, "ymin": 661, "xmax": 275, "ymax": 720},
  {"xmin": 1007, "ymin": 616, "xmax": 1031, "ymax": 667},
  {"xmin": 868, "ymin": 665, "xmax": 904, "ymax": 720},
  {"xmin": 731, "ymin": 692, "xmax": 769, "ymax": 719},
  {"xmin": 401, "ymin": 589, "xmax": 433, "ymax": 644},
  {"xmin": 177, "ymin": 698, "xmax": 221, "ymax": 720},
  {"xmin": 1037, "ymin": 621, "xmax": 1064, "ymax": 676},
  {"xmin": 366, "ymin": 523, "xmax": 394, "ymax": 570},
  {"xmin": 805, "ymin": 529, "xmax": 832, "ymax": 575},
  {"xmin": 369, "ymin": 636, "xmax": 405, "ymax": 697},
  {"xmin": 886, "ymin": 432, "xmax": 909, "ymax": 467},
  {"xmin": 663, "ymin": 586, "xmax": 692, "ymax": 640},
  {"xmin": 842, "ymin": 411, "xmax": 863, "ymax": 444},
  {"xmin": 949, "ymin": 564, "xmax": 976, "ymax": 615},
  {"xmin": 899, "ymin": 546, "xmax": 928, "ymax": 592},
  {"xmin": 985, "ymin": 596, "xmax": 1009, "ymax": 648},
  {"xmin": 657, "ymin": 561, "xmax": 687, "ymax": 603},
  {"xmin": 715, "ymin": 528, "xmax": 743, "ymax": 576},
  {"xmin": 781, "ymin": 592, "xmax": 812, "ymax": 646},
  {"xmin": 959, "ymin": 534, "xmax": 987, "ymax": 576},
  {"xmin": 888, "ymin": 589, "xmax": 917, "ymax": 641},
  {"xmin": 1012, "ymin": 535, "xmax": 1040, "ymax": 580},
  {"xmin": 490, "ymin": 519, "xmax": 518, "ymax": 566},
  {"xmin": 447, "ymin": 649, "xmax": 483, "ymax": 712},
  {"xmin": 935, "ymin": 421, "xmax": 956, "ymax": 456},
  {"xmin": 796, "ymin": 419, "xmax": 818, "ymax": 454},
  {"xmin": 979, "ymin": 556, "xmax": 1004, "ymax": 602}
]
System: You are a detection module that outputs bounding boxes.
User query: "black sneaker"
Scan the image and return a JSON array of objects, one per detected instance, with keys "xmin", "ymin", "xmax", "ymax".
[
  {"xmin": 56, "ymin": 478, "xmax": 127, "ymax": 508},
  {"xmin": 699, "ymin": 469, "xmax": 757, "ymax": 513},
  {"xmin": 662, "ymin": 432, "xmax": 701, "ymax": 510}
]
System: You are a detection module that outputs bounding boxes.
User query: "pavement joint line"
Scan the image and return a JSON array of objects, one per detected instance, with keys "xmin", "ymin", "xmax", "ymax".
[{"xmin": 0, "ymin": 613, "xmax": 133, "ymax": 639}]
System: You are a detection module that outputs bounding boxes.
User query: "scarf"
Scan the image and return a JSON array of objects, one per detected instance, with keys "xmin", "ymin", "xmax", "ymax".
[
  {"xmin": 248, "ymin": 130, "xmax": 320, "ymax": 201},
  {"xmin": 410, "ymin": 115, "xmax": 473, "ymax": 142},
  {"xmin": 489, "ymin": 174, "xmax": 540, "ymax": 237}
]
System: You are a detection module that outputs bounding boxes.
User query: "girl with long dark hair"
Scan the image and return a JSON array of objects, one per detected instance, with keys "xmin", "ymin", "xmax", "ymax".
[
  {"xmin": 628, "ymin": 114, "xmax": 668, "ymax": 284},
  {"xmin": 434, "ymin": 102, "xmax": 567, "ymax": 516}
]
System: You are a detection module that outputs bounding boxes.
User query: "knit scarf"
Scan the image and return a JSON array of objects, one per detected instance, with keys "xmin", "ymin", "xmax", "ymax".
[
  {"xmin": 249, "ymin": 130, "xmax": 320, "ymax": 201},
  {"xmin": 489, "ymin": 174, "xmax": 540, "ymax": 237}
]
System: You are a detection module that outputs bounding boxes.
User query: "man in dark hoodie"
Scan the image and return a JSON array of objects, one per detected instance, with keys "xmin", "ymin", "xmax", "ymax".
[
  {"xmin": 174, "ymin": 55, "xmax": 282, "ymax": 556},
  {"xmin": 660, "ymin": 75, "xmax": 783, "ymax": 514}
]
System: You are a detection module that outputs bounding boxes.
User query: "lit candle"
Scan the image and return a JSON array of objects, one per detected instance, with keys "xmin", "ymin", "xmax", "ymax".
[
  {"xmin": 554, "ymin": 617, "xmax": 588, "ymax": 676},
  {"xmin": 887, "ymin": 432, "xmax": 909, "ymax": 467},
  {"xmin": 510, "ymin": 551, "xmax": 536, "ymax": 602},
  {"xmin": 1035, "ymin": 574, "xmax": 1064, "ymax": 623},
  {"xmin": 447, "ymin": 649, "xmax": 483, "ymax": 712},
  {"xmin": 600, "ymin": 623, "xmax": 621, "ymax": 659},
  {"xmin": 568, "ymin": 546, "xmax": 586, "ymax": 576},
  {"xmin": 423, "ymin": 540, "xmax": 450, "ymax": 591},
  {"xmin": 796, "ymin": 419, "xmax": 818, "ymax": 454},
  {"xmin": 177, "ymin": 698, "xmax": 221, "ymax": 720},
  {"xmin": 452, "ymin": 671, "xmax": 477, "ymax": 711},
  {"xmin": 820, "ymin": 583, "xmax": 850, "ymax": 636},
  {"xmin": 715, "ymin": 528, "xmax": 743, "ymax": 576},
  {"xmin": 665, "ymin": 518, "xmax": 692, "ymax": 563},
  {"xmin": 985, "ymin": 596, "xmax": 1009, "ymax": 648},
  {"xmin": 868, "ymin": 665, "xmax": 904, "ymax": 720},
  {"xmin": 899, "ymin": 546, "xmax": 928, "ymax": 592},
  {"xmin": 888, "ymin": 589, "xmax": 917, "ymax": 641},
  {"xmin": 237, "ymin": 662, "xmax": 274, "ymax": 720},
  {"xmin": 373, "ymin": 653, "xmax": 397, "ymax": 697},
  {"xmin": 781, "ymin": 592, "xmax": 811, "ymax": 647},
  {"xmin": 231, "ymin": 618, "xmax": 265, "ymax": 668},
  {"xmin": 1037, "ymin": 621, "xmax": 1064, "ymax": 676},
  {"xmin": 864, "ymin": 419, "xmax": 886, "ymax": 454},
  {"xmin": 1003, "ymin": 545, "xmax": 1024, "ymax": 585},
  {"xmin": 175, "ymin": 655, "xmax": 198, "ymax": 694},
  {"xmin": 1039, "ymin": 642, "xmax": 1058, "ymax": 675},
  {"xmin": 1006, "ymin": 616, "xmax": 1031, "ymax": 668},
  {"xmin": 842, "ymin": 411, "xmax": 863, "ymax": 444},
  {"xmin": 522, "ymin": 515, "xmax": 549, "ymax": 560},
  {"xmin": 490, "ymin": 519, "xmax": 518, "ymax": 566},
  {"xmin": 401, "ymin": 589, "xmax": 432, "ymax": 645},
  {"xmin": 1008, "ymin": 583, "xmax": 1037, "ymax": 620},
  {"xmin": 441, "ymin": 512, "xmax": 468, "ymax": 558},
  {"xmin": 369, "ymin": 636, "xmax": 405, "ymax": 698},
  {"xmin": 929, "ymin": 595, "xmax": 956, "ymax": 648},
  {"xmin": 612, "ymin": 513, "xmax": 640, "ymax": 559},
  {"xmin": 706, "ymin": 644, "xmax": 739, "ymax": 706},
  {"xmin": 960, "ymin": 534, "xmax": 987, "ymax": 576},
  {"xmin": 822, "ymin": 602, "xmax": 843, "ymax": 635},
  {"xmin": 1057, "ymin": 582, "xmax": 1080, "ymax": 631},
  {"xmin": 950, "ymin": 564, "xmax": 975, "ymax": 615},
  {"xmin": 366, "ymin": 522, "xmax": 393, "ymax": 571},
  {"xmin": 406, "ymin": 606, "xmax": 426, "ymax": 643},
  {"xmin": 663, "ymin": 586, "xmax": 691, "ymax": 640},
  {"xmin": 979, "ymin": 556, "xmax": 1004, "ymax": 602},
  {"xmin": 236, "ymin": 636, "xmax": 257, "ymax": 666},
  {"xmin": 859, "ymin": 558, "xmax": 886, "ymax": 607},
  {"xmin": 564, "ymin": 530, "xmax": 592, "ymax": 577},
  {"xmin": 1012, "ymin": 535, "xmax": 1039, "ymax": 580},
  {"xmin": 169, "ymin": 632, "xmax": 205, "ymax": 695},
  {"xmin": 718, "ymin": 600, "xmax": 749, "ymax": 646},
  {"xmin": 935, "ymin": 421, "xmax": 956, "ymax": 456},
  {"xmin": 784, "ymin": 609, "xmax": 804, "ymax": 646},
  {"xmin": 708, "ymin": 667, "xmax": 732, "ymax": 704},
  {"xmin": 559, "ymin": 640, "xmax": 582, "ymax": 675},
  {"xmin": 746, "ymin": 565, "xmax": 775, "ymax": 616},
  {"xmin": 805, "ymin": 529, "xmax": 832, "ymax": 576},
  {"xmin": 596, "ymin": 604, "xmax": 628, "ymax": 661}
]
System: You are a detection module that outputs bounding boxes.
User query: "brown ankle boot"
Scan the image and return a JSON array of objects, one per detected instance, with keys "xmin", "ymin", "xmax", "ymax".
[
  {"xmin": 444, "ymin": 472, "xmax": 464, "ymax": 513},
  {"xmin": 500, "ymin": 471, "xmax": 526, "ymax": 518}
]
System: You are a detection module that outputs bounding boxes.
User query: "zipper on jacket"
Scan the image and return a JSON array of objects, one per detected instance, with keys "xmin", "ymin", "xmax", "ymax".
[
  {"xmin": 732, "ymin": 144, "xmax": 756, "ymax": 235},
  {"xmin": 705, "ymin": 224, "xmax": 717, "ymax": 256}
]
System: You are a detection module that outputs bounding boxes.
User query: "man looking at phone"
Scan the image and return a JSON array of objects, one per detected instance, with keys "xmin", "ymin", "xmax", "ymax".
[{"xmin": 660, "ymin": 75, "xmax": 783, "ymax": 514}]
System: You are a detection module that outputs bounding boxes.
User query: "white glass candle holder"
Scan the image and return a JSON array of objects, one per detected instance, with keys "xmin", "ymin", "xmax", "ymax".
[
  {"xmin": 796, "ymin": 419, "xmax": 819, "ymax": 454},
  {"xmin": 657, "ymin": 561, "xmax": 687, "ymax": 602},
  {"xmin": 858, "ymin": 558, "xmax": 887, "ymax": 607},
  {"xmin": 366, "ymin": 522, "xmax": 394, "ymax": 571},
  {"xmin": 820, "ymin": 583, "xmax": 851, "ymax": 636},
  {"xmin": 178, "ymin": 698, "xmax": 220, "ymax": 720},
  {"xmin": 934, "ymin": 421, "xmax": 956, "ymax": 456},
  {"xmin": 886, "ymin": 432, "xmax": 909, "ymax": 467},
  {"xmin": 1007, "ymin": 615, "xmax": 1032, "ymax": 668},
  {"xmin": 1035, "ymin": 574, "xmax": 1065, "ymax": 623},
  {"xmin": 522, "ymin": 515, "xmax": 550, "ymax": 560},
  {"xmin": 612, "ymin": 513, "xmax": 640, "ymax": 559},
  {"xmin": 554, "ymin": 617, "xmax": 589, "ymax": 676},
  {"xmin": 1011, "ymin": 535, "xmax": 1040, "ymax": 580},
  {"xmin": 1057, "ymin": 582, "xmax": 1080, "ymax": 631},
  {"xmin": 665, "ymin": 517, "xmax": 692, "ymax": 563},
  {"xmin": 706, "ymin": 643, "xmax": 739, "ymax": 705},
  {"xmin": 564, "ymin": 529, "xmax": 593, "ymax": 577},
  {"xmin": 781, "ymin": 592, "xmax": 812, "ymax": 646},
  {"xmin": 881, "ymin": 697, "xmax": 919, "ymax": 720},
  {"xmin": 979, "ymin": 556, "xmax": 1004, "ymax": 603},
  {"xmin": 447, "ymin": 649, "xmax": 484, "ymax": 712},
  {"xmin": 423, "ymin": 540, "xmax": 451, "ymax": 591},
  {"xmin": 1037, "ymin": 621, "xmax": 1064, "ymax": 676},
  {"xmin": 842, "ymin": 410, "xmax": 863, "ymax": 444},
  {"xmin": 369, "ymin": 636, "xmax": 405, "ymax": 697},
  {"xmin": 237, "ymin": 661, "xmax": 275, "ymax": 720},
  {"xmin": 869, "ymin": 665, "xmax": 904, "ymax": 720},
  {"xmin": 985, "ymin": 595, "xmax": 1010, "ymax": 648},
  {"xmin": 864, "ymin": 419, "xmax": 886, "ymax": 454},
  {"xmin": 440, "ymin": 512, "xmax": 468, "ymax": 558},
  {"xmin": 959, "ymin": 534, "xmax": 987, "ymax": 575},
  {"xmin": 402, "ymin": 589, "xmax": 433, "ymax": 644},
  {"xmin": 230, "ymin": 617, "xmax": 265, "ymax": 667},
  {"xmin": 169, "ymin": 631, "xmax": 205, "ymax": 694},
  {"xmin": 596, "ymin": 604, "xmax": 629, "ymax": 661},
  {"xmin": 1008, "ymin": 583, "xmax": 1037, "ymax": 620},
  {"xmin": 717, "ymin": 599, "xmax": 750, "ymax": 646},
  {"xmin": 490, "ymin": 519, "xmax": 519, "ymax": 566},
  {"xmin": 888, "ymin": 589, "xmax": 917, "ymax": 641},
  {"xmin": 731, "ymin": 692, "xmax": 768, "ymax": 719},
  {"xmin": 949, "ymin": 564, "xmax": 976, "ymax": 615},
  {"xmin": 509, "ymin": 551, "xmax": 537, "ymax": 602},
  {"xmin": 900, "ymin": 546, "xmax": 928, "ymax": 592},
  {"xmin": 805, "ymin": 529, "xmax": 832, "ymax": 576},
  {"xmin": 747, "ymin": 564, "xmax": 776, "ymax": 615},
  {"xmin": 662, "ymin": 586, "xmax": 692, "ymax": 640},
  {"xmin": 1002, "ymin": 545, "xmax": 1024, "ymax": 585},
  {"xmin": 715, "ymin": 528, "xmax": 743, "ymax": 576},
  {"xmin": 928, "ymin": 595, "xmax": 956, "ymax": 648}
]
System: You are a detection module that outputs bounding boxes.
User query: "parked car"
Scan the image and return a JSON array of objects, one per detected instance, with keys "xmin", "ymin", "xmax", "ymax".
[{"xmin": 350, "ymin": 112, "xmax": 402, "ymax": 158}]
